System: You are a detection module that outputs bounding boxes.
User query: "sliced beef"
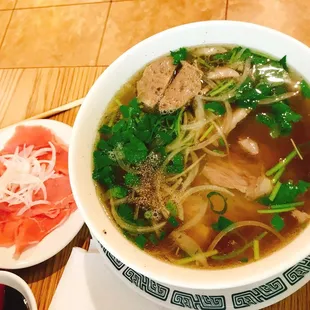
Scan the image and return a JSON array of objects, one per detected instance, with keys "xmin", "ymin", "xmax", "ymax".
[
  {"xmin": 202, "ymin": 153, "xmax": 272, "ymax": 200},
  {"xmin": 159, "ymin": 61, "xmax": 203, "ymax": 112},
  {"xmin": 137, "ymin": 56, "xmax": 176, "ymax": 108}
]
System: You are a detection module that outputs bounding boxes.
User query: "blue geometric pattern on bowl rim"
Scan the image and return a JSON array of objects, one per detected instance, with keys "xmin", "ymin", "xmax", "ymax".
[{"xmin": 97, "ymin": 240, "xmax": 310, "ymax": 310}]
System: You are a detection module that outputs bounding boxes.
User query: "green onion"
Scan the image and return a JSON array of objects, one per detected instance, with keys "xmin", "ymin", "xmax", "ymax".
[
  {"xmin": 135, "ymin": 235, "xmax": 147, "ymax": 249},
  {"xmin": 266, "ymin": 149, "xmax": 297, "ymax": 176},
  {"xmin": 269, "ymin": 181, "xmax": 282, "ymax": 201},
  {"xmin": 175, "ymin": 250, "xmax": 218, "ymax": 265},
  {"xmin": 209, "ymin": 79, "xmax": 235, "ymax": 97},
  {"xmin": 207, "ymin": 191, "xmax": 228, "ymax": 215},
  {"xmin": 159, "ymin": 231, "xmax": 166, "ymax": 240},
  {"xmin": 271, "ymin": 201, "xmax": 304, "ymax": 209},
  {"xmin": 240, "ymin": 257, "xmax": 249, "ymax": 263},
  {"xmin": 149, "ymin": 233, "xmax": 159, "ymax": 245},
  {"xmin": 257, "ymin": 207, "xmax": 295, "ymax": 214},
  {"xmin": 199, "ymin": 124, "xmax": 214, "ymax": 142},
  {"xmin": 272, "ymin": 167, "xmax": 285, "ymax": 184},
  {"xmin": 212, "ymin": 232, "xmax": 267, "ymax": 261},
  {"xmin": 253, "ymin": 239, "xmax": 260, "ymax": 260},
  {"xmin": 168, "ymin": 216, "xmax": 179, "ymax": 227},
  {"xmin": 166, "ymin": 201, "xmax": 178, "ymax": 217},
  {"xmin": 197, "ymin": 57, "xmax": 212, "ymax": 69},
  {"xmin": 144, "ymin": 210, "xmax": 153, "ymax": 219}
]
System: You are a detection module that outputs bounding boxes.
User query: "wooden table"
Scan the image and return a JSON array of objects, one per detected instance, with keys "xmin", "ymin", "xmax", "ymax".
[{"xmin": 0, "ymin": 0, "xmax": 309, "ymax": 309}]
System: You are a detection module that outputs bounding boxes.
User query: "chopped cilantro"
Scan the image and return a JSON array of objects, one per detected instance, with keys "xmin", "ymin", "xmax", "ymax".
[
  {"xmin": 166, "ymin": 201, "xmax": 178, "ymax": 217},
  {"xmin": 118, "ymin": 204, "xmax": 134, "ymax": 222},
  {"xmin": 99, "ymin": 124, "xmax": 112, "ymax": 135},
  {"xmin": 204, "ymin": 101, "xmax": 226, "ymax": 115},
  {"xmin": 159, "ymin": 231, "xmax": 166, "ymax": 240},
  {"xmin": 170, "ymin": 47, "xmax": 187, "ymax": 65},
  {"xmin": 212, "ymin": 216, "xmax": 234, "ymax": 231},
  {"xmin": 135, "ymin": 234, "xmax": 147, "ymax": 249},
  {"xmin": 108, "ymin": 186, "xmax": 128, "ymax": 199},
  {"xmin": 166, "ymin": 153, "xmax": 184, "ymax": 174},
  {"xmin": 92, "ymin": 166, "xmax": 115, "ymax": 188},
  {"xmin": 271, "ymin": 214, "xmax": 285, "ymax": 232},
  {"xmin": 260, "ymin": 180, "xmax": 310, "ymax": 206},
  {"xmin": 239, "ymin": 257, "xmax": 249, "ymax": 263},
  {"xmin": 256, "ymin": 102, "xmax": 301, "ymax": 138},
  {"xmin": 124, "ymin": 173, "xmax": 140, "ymax": 187},
  {"xmin": 149, "ymin": 233, "xmax": 159, "ymax": 245},
  {"xmin": 168, "ymin": 216, "xmax": 179, "ymax": 227},
  {"xmin": 300, "ymin": 80, "xmax": 310, "ymax": 98},
  {"xmin": 279, "ymin": 55, "xmax": 288, "ymax": 71}
]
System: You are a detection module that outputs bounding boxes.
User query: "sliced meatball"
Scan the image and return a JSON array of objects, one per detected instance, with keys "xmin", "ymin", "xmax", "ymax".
[
  {"xmin": 159, "ymin": 61, "xmax": 203, "ymax": 112},
  {"xmin": 137, "ymin": 56, "xmax": 176, "ymax": 109}
]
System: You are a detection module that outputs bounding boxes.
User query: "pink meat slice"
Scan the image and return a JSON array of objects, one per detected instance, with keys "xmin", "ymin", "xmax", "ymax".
[
  {"xmin": 0, "ymin": 125, "xmax": 77, "ymax": 257},
  {"xmin": 14, "ymin": 209, "xmax": 71, "ymax": 257}
]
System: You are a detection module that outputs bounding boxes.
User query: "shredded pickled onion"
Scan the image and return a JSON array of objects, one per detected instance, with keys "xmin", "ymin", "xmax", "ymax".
[{"xmin": 0, "ymin": 142, "xmax": 59, "ymax": 215}]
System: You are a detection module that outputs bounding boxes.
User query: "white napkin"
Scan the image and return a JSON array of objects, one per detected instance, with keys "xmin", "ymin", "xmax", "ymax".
[{"xmin": 49, "ymin": 241, "xmax": 168, "ymax": 310}]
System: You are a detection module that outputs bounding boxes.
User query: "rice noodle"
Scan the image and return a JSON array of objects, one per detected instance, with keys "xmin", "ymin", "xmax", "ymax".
[
  {"xmin": 111, "ymin": 200, "xmax": 166, "ymax": 233},
  {"xmin": 178, "ymin": 200, "xmax": 208, "ymax": 232},
  {"xmin": 257, "ymin": 91, "xmax": 299, "ymax": 105},
  {"xmin": 207, "ymin": 220, "xmax": 284, "ymax": 253},
  {"xmin": 180, "ymin": 185, "xmax": 234, "ymax": 202},
  {"xmin": 201, "ymin": 58, "xmax": 252, "ymax": 102}
]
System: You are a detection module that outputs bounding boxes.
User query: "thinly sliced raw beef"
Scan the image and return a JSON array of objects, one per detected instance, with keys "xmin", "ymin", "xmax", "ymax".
[
  {"xmin": 14, "ymin": 209, "xmax": 71, "ymax": 257},
  {"xmin": 0, "ymin": 125, "xmax": 77, "ymax": 258}
]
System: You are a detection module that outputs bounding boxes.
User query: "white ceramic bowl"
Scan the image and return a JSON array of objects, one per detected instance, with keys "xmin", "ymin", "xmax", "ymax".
[
  {"xmin": 0, "ymin": 271, "xmax": 37, "ymax": 310},
  {"xmin": 69, "ymin": 21, "xmax": 310, "ymax": 290}
]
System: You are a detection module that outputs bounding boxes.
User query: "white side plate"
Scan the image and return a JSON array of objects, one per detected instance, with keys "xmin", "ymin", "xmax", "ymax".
[{"xmin": 0, "ymin": 119, "xmax": 84, "ymax": 269}]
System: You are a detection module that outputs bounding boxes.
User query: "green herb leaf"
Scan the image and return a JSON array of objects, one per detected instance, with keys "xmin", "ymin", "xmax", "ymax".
[
  {"xmin": 300, "ymin": 80, "xmax": 310, "ymax": 98},
  {"xmin": 109, "ymin": 186, "xmax": 128, "ymax": 199},
  {"xmin": 239, "ymin": 257, "xmax": 249, "ymax": 263},
  {"xmin": 93, "ymin": 151, "xmax": 115, "ymax": 170},
  {"xmin": 279, "ymin": 55, "xmax": 288, "ymax": 71},
  {"xmin": 204, "ymin": 101, "xmax": 226, "ymax": 116},
  {"xmin": 166, "ymin": 153, "xmax": 184, "ymax": 174},
  {"xmin": 212, "ymin": 216, "xmax": 234, "ymax": 231},
  {"xmin": 166, "ymin": 201, "xmax": 178, "ymax": 217},
  {"xmin": 272, "ymin": 180, "xmax": 310, "ymax": 204},
  {"xmin": 124, "ymin": 173, "xmax": 140, "ymax": 187},
  {"xmin": 170, "ymin": 47, "xmax": 187, "ymax": 65},
  {"xmin": 92, "ymin": 166, "xmax": 115, "ymax": 188},
  {"xmin": 99, "ymin": 124, "xmax": 112, "ymax": 135},
  {"xmin": 168, "ymin": 216, "xmax": 179, "ymax": 227},
  {"xmin": 159, "ymin": 231, "xmax": 166, "ymax": 240},
  {"xmin": 118, "ymin": 204, "xmax": 134, "ymax": 222},
  {"xmin": 135, "ymin": 234, "xmax": 147, "ymax": 249},
  {"xmin": 149, "ymin": 233, "xmax": 159, "ymax": 245},
  {"xmin": 271, "ymin": 214, "xmax": 285, "ymax": 232}
]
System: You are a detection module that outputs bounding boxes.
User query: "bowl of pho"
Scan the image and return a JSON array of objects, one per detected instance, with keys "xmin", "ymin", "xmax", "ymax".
[{"xmin": 69, "ymin": 21, "xmax": 310, "ymax": 290}]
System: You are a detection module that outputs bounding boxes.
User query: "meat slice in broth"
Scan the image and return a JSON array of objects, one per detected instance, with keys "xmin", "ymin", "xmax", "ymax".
[
  {"xmin": 159, "ymin": 61, "xmax": 203, "ymax": 112},
  {"xmin": 137, "ymin": 56, "xmax": 176, "ymax": 108},
  {"xmin": 203, "ymin": 154, "xmax": 272, "ymax": 200}
]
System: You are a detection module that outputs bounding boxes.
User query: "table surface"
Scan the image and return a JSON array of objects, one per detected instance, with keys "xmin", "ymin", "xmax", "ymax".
[{"xmin": 0, "ymin": 0, "xmax": 309, "ymax": 309}]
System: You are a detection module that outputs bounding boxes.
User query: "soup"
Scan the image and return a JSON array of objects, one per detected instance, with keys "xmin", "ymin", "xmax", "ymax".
[{"xmin": 92, "ymin": 45, "xmax": 310, "ymax": 269}]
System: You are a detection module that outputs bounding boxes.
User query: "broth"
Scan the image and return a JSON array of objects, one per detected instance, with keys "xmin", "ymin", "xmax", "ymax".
[{"xmin": 93, "ymin": 45, "xmax": 310, "ymax": 269}]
